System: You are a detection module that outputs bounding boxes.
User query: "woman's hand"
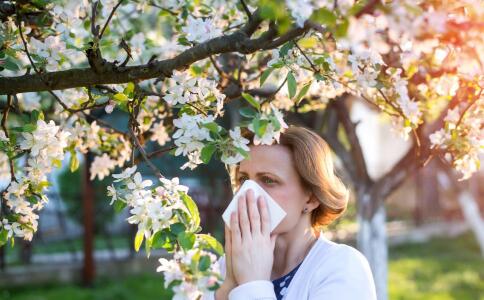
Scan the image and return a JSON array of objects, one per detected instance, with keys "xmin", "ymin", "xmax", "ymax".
[
  {"xmin": 230, "ymin": 189, "xmax": 277, "ymax": 285},
  {"xmin": 215, "ymin": 225, "xmax": 237, "ymax": 300}
]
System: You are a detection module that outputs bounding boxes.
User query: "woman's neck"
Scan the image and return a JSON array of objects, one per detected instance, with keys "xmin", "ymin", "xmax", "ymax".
[{"xmin": 270, "ymin": 219, "xmax": 319, "ymax": 280}]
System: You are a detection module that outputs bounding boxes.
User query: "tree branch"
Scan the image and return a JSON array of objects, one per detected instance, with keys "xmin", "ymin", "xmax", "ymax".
[
  {"xmin": 331, "ymin": 96, "xmax": 372, "ymax": 185},
  {"xmin": 1, "ymin": 11, "xmax": 310, "ymax": 95}
]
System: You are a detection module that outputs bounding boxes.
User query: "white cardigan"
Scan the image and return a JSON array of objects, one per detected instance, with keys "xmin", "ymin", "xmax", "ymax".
[{"xmin": 202, "ymin": 232, "xmax": 377, "ymax": 300}]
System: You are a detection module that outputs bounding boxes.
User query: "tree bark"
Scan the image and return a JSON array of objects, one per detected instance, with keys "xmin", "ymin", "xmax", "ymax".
[
  {"xmin": 457, "ymin": 190, "xmax": 484, "ymax": 257},
  {"xmin": 357, "ymin": 193, "xmax": 388, "ymax": 300},
  {"xmin": 82, "ymin": 153, "xmax": 95, "ymax": 286}
]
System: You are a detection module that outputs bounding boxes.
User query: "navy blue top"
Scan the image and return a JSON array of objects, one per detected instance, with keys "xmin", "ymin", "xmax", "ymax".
[{"xmin": 272, "ymin": 261, "xmax": 303, "ymax": 300}]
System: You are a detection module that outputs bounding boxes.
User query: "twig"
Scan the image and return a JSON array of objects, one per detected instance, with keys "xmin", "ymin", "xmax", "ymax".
[
  {"xmin": 2, "ymin": 95, "xmax": 17, "ymax": 183},
  {"xmin": 240, "ymin": 0, "xmax": 252, "ymax": 20},
  {"xmin": 134, "ymin": 144, "xmax": 176, "ymax": 164},
  {"xmin": 209, "ymin": 55, "xmax": 225, "ymax": 79},
  {"xmin": 294, "ymin": 42, "xmax": 319, "ymax": 73},
  {"xmin": 455, "ymin": 87, "xmax": 482, "ymax": 129},
  {"xmin": 129, "ymin": 127, "xmax": 164, "ymax": 179},
  {"xmin": 99, "ymin": 0, "xmax": 125, "ymax": 40},
  {"xmin": 91, "ymin": 1, "xmax": 100, "ymax": 38},
  {"xmin": 81, "ymin": 112, "xmax": 127, "ymax": 136}
]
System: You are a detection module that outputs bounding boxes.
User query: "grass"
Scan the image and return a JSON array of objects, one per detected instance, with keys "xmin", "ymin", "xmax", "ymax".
[
  {"xmin": 1, "ymin": 233, "xmax": 483, "ymax": 300},
  {"xmin": 388, "ymin": 232, "xmax": 484, "ymax": 300},
  {"xmin": 0, "ymin": 273, "xmax": 173, "ymax": 300}
]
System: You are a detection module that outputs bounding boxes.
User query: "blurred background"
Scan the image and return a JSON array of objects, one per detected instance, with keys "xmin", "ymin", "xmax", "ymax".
[{"xmin": 0, "ymin": 99, "xmax": 483, "ymax": 300}]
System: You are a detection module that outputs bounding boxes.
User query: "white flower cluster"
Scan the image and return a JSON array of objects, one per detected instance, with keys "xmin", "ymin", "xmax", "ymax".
[
  {"xmin": 108, "ymin": 167, "xmax": 188, "ymax": 239},
  {"xmin": 157, "ymin": 248, "xmax": 222, "ymax": 300},
  {"xmin": 173, "ymin": 114, "xmax": 215, "ymax": 170},
  {"xmin": 67, "ymin": 121, "xmax": 131, "ymax": 180},
  {"xmin": 286, "ymin": 0, "xmax": 313, "ymax": 27},
  {"xmin": 164, "ymin": 70, "xmax": 225, "ymax": 117},
  {"xmin": 150, "ymin": 121, "xmax": 171, "ymax": 147},
  {"xmin": 267, "ymin": 47, "xmax": 305, "ymax": 69},
  {"xmin": 348, "ymin": 51, "xmax": 385, "ymax": 90},
  {"xmin": 220, "ymin": 127, "xmax": 250, "ymax": 165},
  {"xmin": 29, "ymin": 36, "xmax": 75, "ymax": 71},
  {"xmin": 182, "ymin": 16, "xmax": 222, "ymax": 43},
  {"xmin": 384, "ymin": 68, "xmax": 422, "ymax": 140},
  {"xmin": 248, "ymin": 105, "xmax": 289, "ymax": 146},
  {"xmin": 429, "ymin": 100, "xmax": 484, "ymax": 180},
  {"xmin": 2, "ymin": 120, "xmax": 70, "ymax": 241}
]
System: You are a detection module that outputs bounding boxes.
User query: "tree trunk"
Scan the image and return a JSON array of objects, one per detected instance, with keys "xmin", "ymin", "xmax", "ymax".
[
  {"xmin": 357, "ymin": 193, "xmax": 388, "ymax": 300},
  {"xmin": 457, "ymin": 190, "xmax": 484, "ymax": 257},
  {"xmin": 82, "ymin": 153, "xmax": 95, "ymax": 286}
]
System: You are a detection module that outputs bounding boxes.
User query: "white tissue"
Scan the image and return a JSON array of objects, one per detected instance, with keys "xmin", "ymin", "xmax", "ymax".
[{"xmin": 222, "ymin": 179, "xmax": 286, "ymax": 232}]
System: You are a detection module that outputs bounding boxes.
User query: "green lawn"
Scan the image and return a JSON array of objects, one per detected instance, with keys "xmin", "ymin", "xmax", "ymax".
[
  {"xmin": 388, "ymin": 232, "xmax": 484, "ymax": 300},
  {"xmin": 1, "ymin": 233, "xmax": 483, "ymax": 300},
  {"xmin": 0, "ymin": 273, "xmax": 172, "ymax": 300}
]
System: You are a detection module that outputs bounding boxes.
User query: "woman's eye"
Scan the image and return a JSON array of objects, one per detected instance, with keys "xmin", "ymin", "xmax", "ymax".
[
  {"xmin": 262, "ymin": 177, "xmax": 275, "ymax": 184},
  {"xmin": 237, "ymin": 176, "xmax": 248, "ymax": 183}
]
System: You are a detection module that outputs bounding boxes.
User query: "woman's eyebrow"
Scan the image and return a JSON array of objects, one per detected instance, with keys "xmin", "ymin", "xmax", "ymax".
[
  {"xmin": 238, "ymin": 171, "xmax": 280, "ymax": 178},
  {"xmin": 257, "ymin": 172, "xmax": 278, "ymax": 177}
]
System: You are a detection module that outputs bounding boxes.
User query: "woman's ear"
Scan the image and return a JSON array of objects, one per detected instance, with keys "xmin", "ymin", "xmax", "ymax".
[{"xmin": 306, "ymin": 194, "xmax": 320, "ymax": 212}]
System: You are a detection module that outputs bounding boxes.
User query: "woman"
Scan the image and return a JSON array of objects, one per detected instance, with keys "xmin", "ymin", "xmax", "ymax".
[{"xmin": 202, "ymin": 126, "xmax": 376, "ymax": 300}]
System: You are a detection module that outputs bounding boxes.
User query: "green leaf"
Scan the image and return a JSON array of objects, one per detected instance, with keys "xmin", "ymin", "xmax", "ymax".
[
  {"xmin": 3, "ymin": 56, "xmax": 20, "ymax": 71},
  {"xmin": 260, "ymin": 68, "xmax": 273, "ymax": 86},
  {"xmin": 197, "ymin": 234, "xmax": 224, "ymax": 256},
  {"xmin": 170, "ymin": 223, "xmax": 187, "ymax": 236},
  {"xmin": 310, "ymin": 8, "xmax": 337, "ymax": 26},
  {"xmin": 239, "ymin": 107, "xmax": 257, "ymax": 118},
  {"xmin": 31, "ymin": 110, "xmax": 40, "ymax": 122},
  {"xmin": 113, "ymin": 93, "xmax": 128, "ymax": 102},
  {"xmin": 201, "ymin": 144, "xmax": 216, "ymax": 164},
  {"xmin": 335, "ymin": 18, "xmax": 350, "ymax": 38},
  {"xmin": 124, "ymin": 82, "xmax": 135, "ymax": 94},
  {"xmin": 314, "ymin": 73, "xmax": 326, "ymax": 82},
  {"xmin": 113, "ymin": 199, "xmax": 127, "ymax": 213},
  {"xmin": 241, "ymin": 93, "xmax": 260, "ymax": 110},
  {"xmin": 287, "ymin": 72, "xmax": 297, "ymax": 98},
  {"xmin": 253, "ymin": 118, "xmax": 268, "ymax": 137},
  {"xmin": 0, "ymin": 229, "xmax": 8, "ymax": 247},
  {"xmin": 52, "ymin": 158, "xmax": 62, "ymax": 168},
  {"xmin": 177, "ymin": 231, "xmax": 196, "ymax": 251},
  {"xmin": 279, "ymin": 41, "xmax": 295, "ymax": 57},
  {"xmin": 295, "ymin": 81, "xmax": 312, "ymax": 104},
  {"xmin": 199, "ymin": 255, "xmax": 211, "ymax": 272},
  {"xmin": 134, "ymin": 231, "xmax": 144, "ymax": 252},
  {"xmin": 151, "ymin": 229, "xmax": 176, "ymax": 251},
  {"xmin": 180, "ymin": 192, "xmax": 200, "ymax": 231},
  {"xmin": 23, "ymin": 124, "xmax": 37, "ymax": 133},
  {"xmin": 202, "ymin": 122, "xmax": 220, "ymax": 134},
  {"xmin": 69, "ymin": 152, "xmax": 79, "ymax": 172},
  {"xmin": 270, "ymin": 115, "xmax": 281, "ymax": 131},
  {"xmin": 145, "ymin": 236, "xmax": 152, "ymax": 258},
  {"xmin": 298, "ymin": 37, "xmax": 318, "ymax": 48}
]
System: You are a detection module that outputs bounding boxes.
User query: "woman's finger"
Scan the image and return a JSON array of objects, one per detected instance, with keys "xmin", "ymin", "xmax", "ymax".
[
  {"xmin": 248, "ymin": 194, "xmax": 261, "ymax": 234},
  {"xmin": 230, "ymin": 212, "xmax": 241, "ymax": 246},
  {"xmin": 238, "ymin": 191, "xmax": 251, "ymax": 239},
  {"xmin": 224, "ymin": 224, "xmax": 234, "ymax": 278},
  {"xmin": 224, "ymin": 224, "xmax": 232, "ymax": 254},
  {"xmin": 258, "ymin": 195, "xmax": 271, "ymax": 236}
]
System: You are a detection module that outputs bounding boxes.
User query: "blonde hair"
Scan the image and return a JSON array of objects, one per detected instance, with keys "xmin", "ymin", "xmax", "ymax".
[{"xmin": 237, "ymin": 126, "xmax": 349, "ymax": 230}]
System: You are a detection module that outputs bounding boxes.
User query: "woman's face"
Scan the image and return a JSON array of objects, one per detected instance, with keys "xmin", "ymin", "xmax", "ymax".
[{"xmin": 236, "ymin": 144, "xmax": 313, "ymax": 234}]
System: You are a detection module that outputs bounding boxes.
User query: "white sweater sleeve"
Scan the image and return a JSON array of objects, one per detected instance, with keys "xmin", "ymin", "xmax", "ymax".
[
  {"xmin": 308, "ymin": 245, "xmax": 377, "ymax": 300},
  {"xmin": 228, "ymin": 280, "xmax": 276, "ymax": 300}
]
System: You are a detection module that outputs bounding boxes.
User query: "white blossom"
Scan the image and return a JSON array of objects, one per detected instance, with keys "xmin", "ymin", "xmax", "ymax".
[
  {"xmin": 90, "ymin": 154, "xmax": 116, "ymax": 180},
  {"xmin": 182, "ymin": 16, "xmax": 222, "ymax": 43}
]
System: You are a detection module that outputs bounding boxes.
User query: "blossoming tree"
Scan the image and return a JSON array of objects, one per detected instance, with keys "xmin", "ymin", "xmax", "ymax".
[{"xmin": 0, "ymin": 0, "xmax": 483, "ymax": 299}]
